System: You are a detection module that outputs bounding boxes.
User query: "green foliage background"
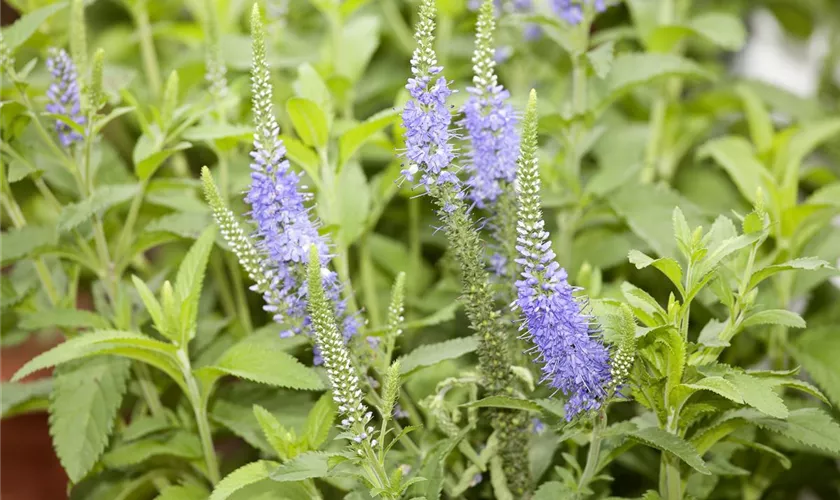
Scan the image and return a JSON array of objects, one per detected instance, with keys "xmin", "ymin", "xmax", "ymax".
[{"xmin": 2, "ymin": 0, "xmax": 840, "ymax": 499}]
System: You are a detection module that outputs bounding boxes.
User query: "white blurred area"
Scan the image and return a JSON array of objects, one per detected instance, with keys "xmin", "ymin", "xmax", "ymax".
[{"xmin": 733, "ymin": 8, "xmax": 836, "ymax": 98}]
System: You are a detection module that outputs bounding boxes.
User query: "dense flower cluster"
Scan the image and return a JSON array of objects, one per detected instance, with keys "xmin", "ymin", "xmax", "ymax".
[
  {"xmin": 242, "ymin": 6, "xmax": 357, "ymax": 347},
  {"xmin": 514, "ymin": 90, "xmax": 611, "ymax": 419},
  {"xmin": 306, "ymin": 247, "xmax": 375, "ymax": 453},
  {"xmin": 46, "ymin": 48, "xmax": 85, "ymax": 147},
  {"xmin": 401, "ymin": 0, "xmax": 458, "ymax": 203},
  {"xmin": 462, "ymin": 0, "xmax": 519, "ymax": 208}
]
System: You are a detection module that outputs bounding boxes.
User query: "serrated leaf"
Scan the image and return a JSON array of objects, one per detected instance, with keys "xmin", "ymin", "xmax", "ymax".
[
  {"xmin": 11, "ymin": 330, "xmax": 182, "ymax": 388},
  {"xmin": 122, "ymin": 414, "xmax": 174, "ymax": 442},
  {"xmin": 144, "ymin": 212, "xmax": 214, "ymax": 240},
  {"xmin": 338, "ymin": 108, "xmax": 398, "ymax": 167},
  {"xmin": 532, "ymin": 481, "xmax": 574, "ymax": 500},
  {"xmin": 1, "ymin": 225, "xmax": 58, "ymax": 264},
  {"xmin": 1, "ymin": 379, "xmax": 52, "ymax": 417},
  {"xmin": 2, "ymin": 2, "xmax": 68, "ymax": 49},
  {"xmin": 154, "ymin": 483, "xmax": 209, "ymax": 500},
  {"xmin": 210, "ymin": 460, "xmax": 281, "ymax": 500},
  {"xmin": 726, "ymin": 373, "xmax": 788, "ymax": 419},
  {"xmin": 753, "ymin": 408, "xmax": 840, "ymax": 456},
  {"xmin": 103, "ymin": 431, "xmax": 202, "ymax": 469},
  {"xmin": 628, "ymin": 250, "xmax": 684, "ymax": 294},
  {"xmin": 196, "ymin": 335, "xmax": 324, "ymax": 391},
  {"xmin": 743, "ymin": 309, "xmax": 806, "ymax": 329},
  {"xmin": 748, "ymin": 257, "xmax": 829, "ymax": 291},
  {"xmin": 173, "ymin": 226, "xmax": 217, "ymax": 345},
  {"xmin": 605, "ymin": 53, "xmax": 712, "ymax": 100},
  {"xmin": 304, "ymin": 392, "xmax": 336, "ymax": 449},
  {"xmin": 461, "ymin": 396, "xmax": 542, "ymax": 413},
  {"xmin": 791, "ymin": 326, "xmax": 840, "ymax": 407},
  {"xmin": 58, "ymin": 184, "xmax": 140, "ymax": 232},
  {"xmin": 253, "ymin": 404, "xmax": 295, "ymax": 459},
  {"xmin": 587, "ymin": 41, "xmax": 615, "ymax": 79},
  {"xmin": 49, "ymin": 357, "xmax": 131, "ymax": 482},
  {"xmin": 270, "ymin": 451, "xmax": 336, "ymax": 482},
  {"xmin": 131, "ymin": 275, "xmax": 168, "ymax": 338},
  {"xmin": 286, "ymin": 97, "xmax": 329, "ymax": 148},
  {"xmin": 682, "ymin": 376, "xmax": 743, "ymax": 404},
  {"xmin": 628, "ymin": 427, "xmax": 710, "ymax": 474},
  {"xmin": 397, "ymin": 336, "xmax": 478, "ymax": 375},
  {"xmin": 19, "ymin": 308, "xmax": 110, "ymax": 331}
]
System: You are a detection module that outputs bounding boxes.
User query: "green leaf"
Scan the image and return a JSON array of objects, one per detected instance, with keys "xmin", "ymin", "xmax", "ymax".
[
  {"xmin": 748, "ymin": 257, "xmax": 830, "ymax": 291},
  {"xmin": 49, "ymin": 357, "xmax": 131, "ymax": 482},
  {"xmin": 628, "ymin": 427, "xmax": 710, "ymax": 474},
  {"xmin": 752, "ymin": 408, "xmax": 840, "ymax": 456},
  {"xmin": 196, "ymin": 334, "xmax": 324, "ymax": 391},
  {"xmin": 286, "ymin": 97, "xmax": 329, "ymax": 148},
  {"xmin": 154, "ymin": 483, "xmax": 209, "ymax": 500},
  {"xmin": 280, "ymin": 134, "xmax": 320, "ymax": 183},
  {"xmin": 131, "ymin": 275, "xmax": 168, "ymax": 338},
  {"xmin": 397, "ymin": 336, "xmax": 479, "ymax": 375},
  {"xmin": 19, "ymin": 308, "xmax": 110, "ymax": 331},
  {"xmin": 336, "ymin": 14, "xmax": 381, "ymax": 82},
  {"xmin": 122, "ymin": 414, "xmax": 174, "ymax": 442},
  {"xmin": 11, "ymin": 330, "xmax": 182, "ymax": 389},
  {"xmin": 681, "ymin": 376, "xmax": 743, "ymax": 404},
  {"xmin": 210, "ymin": 460, "xmax": 281, "ymax": 500},
  {"xmin": 134, "ymin": 142, "xmax": 192, "ymax": 181},
  {"xmin": 304, "ymin": 392, "xmax": 336, "ymax": 449},
  {"xmin": 270, "ymin": 451, "xmax": 335, "ymax": 482},
  {"xmin": 726, "ymin": 373, "xmax": 788, "ymax": 419},
  {"xmin": 736, "ymin": 85, "xmax": 774, "ymax": 154},
  {"xmin": 533, "ymin": 481, "xmax": 574, "ymax": 500},
  {"xmin": 338, "ymin": 108, "xmax": 399, "ymax": 167},
  {"xmin": 791, "ymin": 326, "xmax": 840, "ymax": 407},
  {"xmin": 253, "ymin": 404, "xmax": 295, "ymax": 459},
  {"xmin": 586, "ymin": 41, "xmax": 615, "ymax": 79},
  {"xmin": 1, "ymin": 225, "xmax": 58, "ymax": 264},
  {"xmin": 1, "ymin": 379, "xmax": 52, "ymax": 417},
  {"xmin": 743, "ymin": 309, "xmax": 806, "ymax": 329},
  {"xmin": 461, "ymin": 396, "xmax": 542, "ymax": 413},
  {"xmin": 697, "ymin": 136, "xmax": 775, "ymax": 206},
  {"xmin": 1, "ymin": 2, "xmax": 68, "ymax": 49},
  {"xmin": 610, "ymin": 182, "xmax": 706, "ymax": 259},
  {"xmin": 144, "ymin": 212, "xmax": 214, "ymax": 240},
  {"xmin": 322, "ymin": 160, "xmax": 370, "ymax": 246},
  {"xmin": 103, "ymin": 431, "xmax": 202, "ymax": 469},
  {"xmin": 58, "ymin": 184, "xmax": 140, "ymax": 233},
  {"xmin": 775, "ymin": 118, "xmax": 840, "ymax": 192},
  {"xmin": 628, "ymin": 250, "xmax": 684, "ymax": 295},
  {"xmin": 646, "ymin": 13, "xmax": 746, "ymax": 52},
  {"xmin": 604, "ymin": 53, "xmax": 712, "ymax": 100},
  {"xmin": 409, "ymin": 427, "xmax": 469, "ymax": 499},
  {"xmin": 174, "ymin": 226, "xmax": 217, "ymax": 345}
]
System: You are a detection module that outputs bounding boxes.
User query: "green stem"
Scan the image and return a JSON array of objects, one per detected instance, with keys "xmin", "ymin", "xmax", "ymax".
[
  {"xmin": 226, "ymin": 253, "xmax": 252, "ymax": 336},
  {"xmin": 210, "ymin": 253, "xmax": 238, "ymax": 321},
  {"xmin": 179, "ymin": 350, "xmax": 221, "ymax": 485},
  {"xmin": 578, "ymin": 410, "xmax": 606, "ymax": 496},
  {"xmin": 134, "ymin": 0, "xmax": 162, "ymax": 98},
  {"xmin": 359, "ymin": 234, "xmax": 381, "ymax": 327},
  {"xmin": 660, "ymin": 413, "xmax": 681, "ymax": 500},
  {"xmin": 116, "ymin": 179, "xmax": 149, "ymax": 261}
]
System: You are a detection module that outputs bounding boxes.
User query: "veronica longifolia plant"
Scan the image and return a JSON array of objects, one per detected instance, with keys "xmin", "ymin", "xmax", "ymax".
[{"xmin": 5, "ymin": 0, "xmax": 840, "ymax": 499}]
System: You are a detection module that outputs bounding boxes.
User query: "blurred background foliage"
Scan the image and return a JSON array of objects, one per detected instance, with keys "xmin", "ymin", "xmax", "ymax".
[{"xmin": 2, "ymin": 0, "xmax": 840, "ymax": 498}]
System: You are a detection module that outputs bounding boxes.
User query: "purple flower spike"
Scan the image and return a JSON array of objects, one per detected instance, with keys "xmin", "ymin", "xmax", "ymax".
[{"xmin": 46, "ymin": 48, "xmax": 85, "ymax": 147}]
